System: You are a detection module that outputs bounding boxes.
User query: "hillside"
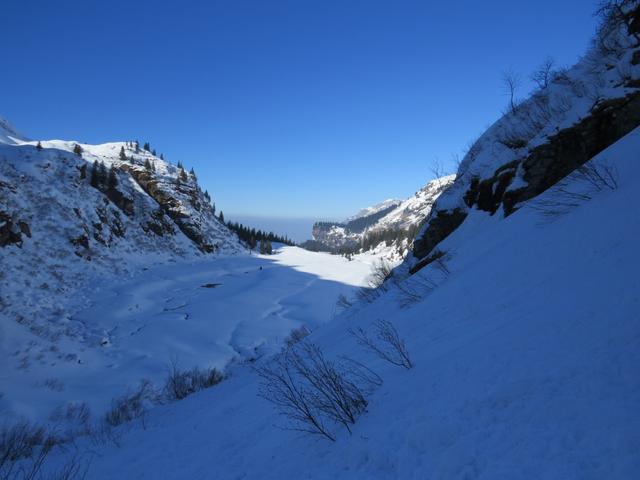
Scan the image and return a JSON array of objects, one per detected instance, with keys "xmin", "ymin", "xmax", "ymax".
[
  {"xmin": 0, "ymin": 126, "xmax": 244, "ymax": 412},
  {"xmin": 2, "ymin": 3, "xmax": 640, "ymax": 479},
  {"xmin": 409, "ymin": 3, "xmax": 640, "ymax": 274},
  {"xmin": 308, "ymin": 175, "xmax": 454, "ymax": 259},
  {"xmin": 34, "ymin": 121, "xmax": 640, "ymax": 480}
]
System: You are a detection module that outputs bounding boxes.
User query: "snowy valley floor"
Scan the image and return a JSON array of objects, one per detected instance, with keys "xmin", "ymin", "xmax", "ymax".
[
  {"xmin": 18, "ymin": 129, "xmax": 640, "ymax": 479},
  {"xmin": 1, "ymin": 248, "xmax": 375, "ymax": 420}
]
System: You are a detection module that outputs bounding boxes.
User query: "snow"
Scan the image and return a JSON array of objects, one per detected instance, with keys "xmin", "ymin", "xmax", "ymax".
[
  {"xmin": 32, "ymin": 127, "xmax": 640, "ymax": 479},
  {"xmin": 345, "ymin": 199, "xmax": 402, "ymax": 222},
  {"xmin": 311, "ymin": 176, "xmax": 454, "ymax": 258},
  {"xmin": 0, "ymin": 246, "xmax": 373, "ymax": 421}
]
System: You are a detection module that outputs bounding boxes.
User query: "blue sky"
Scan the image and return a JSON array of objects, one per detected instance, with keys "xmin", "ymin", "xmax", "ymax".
[{"xmin": 3, "ymin": 0, "xmax": 597, "ymax": 221}]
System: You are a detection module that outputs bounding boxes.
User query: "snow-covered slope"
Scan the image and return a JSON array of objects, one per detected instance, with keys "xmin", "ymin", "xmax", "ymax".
[
  {"xmin": 39, "ymin": 122, "xmax": 640, "ymax": 480},
  {"xmin": 308, "ymin": 176, "xmax": 454, "ymax": 259},
  {"xmin": 345, "ymin": 199, "xmax": 402, "ymax": 223},
  {"xmin": 409, "ymin": 5, "xmax": 640, "ymax": 273},
  {"xmin": 0, "ymin": 246, "xmax": 374, "ymax": 423},
  {"xmin": 0, "ymin": 130, "xmax": 245, "ymax": 412}
]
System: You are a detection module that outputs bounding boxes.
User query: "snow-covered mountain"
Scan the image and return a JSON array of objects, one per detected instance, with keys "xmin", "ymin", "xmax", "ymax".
[
  {"xmin": 345, "ymin": 199, "xmax": 402, "ymax": 223},
  {"xmin": 0, "ymin": 126, "xmax": 243, "ymax": 361},
  {"xmin": 307, "ymin": 175, "xmax": 454, "ymax": 258},
  {"xmin": 407, "ymin": 4, "xmax": 640, "ymax": 275},
  {"xmin": 3, "ymin": 4, "xmax": 640, "ymax": 479}
]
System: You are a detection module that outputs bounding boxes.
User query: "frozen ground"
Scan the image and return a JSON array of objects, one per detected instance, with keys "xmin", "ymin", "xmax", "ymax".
[{"xmin": 0, "ymin": 247, "xmax": 374, "ymax": 421}]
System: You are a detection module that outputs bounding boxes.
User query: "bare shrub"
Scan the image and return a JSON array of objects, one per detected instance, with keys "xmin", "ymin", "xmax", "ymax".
[
  {"xmin": 255, "ymin": 342, "xmax": 373, "ymax": 441},
  {"xmin": 595, "ymin": 0, "xmax": 640, "ymax": 56},
  {"xmin": 43, "ymin": 378, "xmax": 65, "ymax": 392},
  {"xmin": 0, "ymin": 421, "xmax": 56, "ymax": 480},
  {"xmin": 356, "ymin": 260, "xmax": 393, "ymax": 303},
  {"xmin": 502, "ymin": 68, "xmax": 522, "ymax": 113},
  {"xmin": 531, "ymin": 56, "xmax": 556, "ymax": 89},
  {"xmin": 394, "ymin": 275, "xmax": 437, "ymax": 308},
  {"xmin": 255, "ymin": 348, "xmax": 335, "ymax": 441},
  {"xmin": 104, "ymin": 379, "xmax": 157, "ymax": 427},
  {"xmin": 350, "ymin": 319, "xmax": 413, "ymax": 370},
  {"xmin": 49, "ymin": 402, "xmax": 92, "ymax": 437},
  {"xmin": 49, "ymin": 455, "xmax": 91, "ymax": 480},
  {"xmin": 164, "ymin": 361, "xmax": 223, "ymax": 402},
  {"xmin": 335, "ymin": 293, "xmax": 353, "ymax": 310},
  {"xmin": 528, "ymin": 159, "xmax": 619, "ymax": 218},
  {"xmin": 283, "ymin": 326, "xmax": 310, "ymax": 349}
]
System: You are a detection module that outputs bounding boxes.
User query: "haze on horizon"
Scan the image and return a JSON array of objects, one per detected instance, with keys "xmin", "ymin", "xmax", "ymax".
[{"xmin": 3, "ymin": 0, "xmax": 597, "ymax": 223}]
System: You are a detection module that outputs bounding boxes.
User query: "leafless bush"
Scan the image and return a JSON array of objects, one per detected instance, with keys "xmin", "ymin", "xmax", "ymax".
[
  {"xmin": 350, "ymin": 319, "xmax": 413, "ymax": 370},
  {"xmin": 335, "ymin": 293, "xmax": 353, "ymax": 310},
  {"xmin": 283, "ymin": 326, "xmax": 310, "ymax": 349},
  {"xmin": 164, "ymin": 361, "xmax": 224, "ymax": 401},
  {"xmin": 369, "ymin": 260, "xmax": 393, "ymax": 288},
  {"xmin": 104, "ymin": 379, "xmax": 158, "ymax": 427},
  {"xmin": 394, "ymin": 275, "xmax": 437, "ymax": 308},
  {"xmin": 0, "ymin": 421, "xmax": 57, "ymax": 480},
  {"xmin": 49, "ymin": 455, "xmax": 91, "ymax": 480},
  {"xmin": 497, "ymin": 121, "xmax": 533, "ymax": 150},
  {"xmin": 531, "ymin": 56, "xmax": 556, "ymax": 89},
  {"xmin": 43, "ymin": 378, "xmax": 65, "ymax": 392},
  {"xmin": 356, "ymin": 260, "xmax": 393, "ymax": 303},
  {"xmin": 595, "ymin": 0, "xmax": 640, "ymax": 56},
  {"xmin": 255, "ymin": 342, "xmax": 373, "ymax": 441},
  {"xmin": 528, "ymin": 159, "xmax": 618, "ymax": 218},
  {"xmin": 502, "ymin": 68, "xmax": 522, "ymax": 113}
]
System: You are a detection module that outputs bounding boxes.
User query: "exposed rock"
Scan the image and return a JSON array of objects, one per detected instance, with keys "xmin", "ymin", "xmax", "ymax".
[
  {"xmin": 0, "ymin": 212, "xmax": 26, "ymax": 247},
  {"xmin": 505, "ymin": 91, "xmax": 640, "ymax": 214},
  {"xmin": 412, "ymin": 209, "xmax": 467, "ymax": 262}
]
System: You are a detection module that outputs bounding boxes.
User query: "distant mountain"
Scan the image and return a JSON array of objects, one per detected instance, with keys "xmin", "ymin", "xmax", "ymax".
[
  {"xmin": 0, "ymin": 129, "xmax": 243, "ymax": 342},
  {"xmin": 304, "ymin": 176, "xmax": 454, "ymax": 259}
]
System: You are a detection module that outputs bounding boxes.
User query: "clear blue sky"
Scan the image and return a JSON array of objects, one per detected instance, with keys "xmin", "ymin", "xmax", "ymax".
[{"xmin": 3, "ymin": 0, "xmax": 597, "ymax": 219}]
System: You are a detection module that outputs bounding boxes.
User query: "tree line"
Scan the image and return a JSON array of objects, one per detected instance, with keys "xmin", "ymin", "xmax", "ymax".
[{"xmin": 225, "ymin": 221, "xmax": 295, "ymax": 250}]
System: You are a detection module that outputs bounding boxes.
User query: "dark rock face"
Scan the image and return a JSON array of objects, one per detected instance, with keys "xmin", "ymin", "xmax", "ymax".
[
  {"xmin": 409, "ymin": 249, "xmax": 446, "ymax": 275},
  {"xmin": 412, "ymin": 209, "xmax": 467, "ymax": 261},
  {"xmin": 412, "ymin": 90, "xmax": 640, "ymax": 274},
  {"xmin": 464, "ymin": 161, "xmax": 520, "ymax": 215}
]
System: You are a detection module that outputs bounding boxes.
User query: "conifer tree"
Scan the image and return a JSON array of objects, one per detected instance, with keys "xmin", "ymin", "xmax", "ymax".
[
  {"xmin": 144, "ymin": 158, "xmax": 152, "ymax": 170},
  {"xmin": 119, "ymin": 146, "xmax": 127, "ymax": 160},
  {"xmin": 98, "ymin": 161, "xmax": 107, "ymax": 186},
  {"xmin": 152, "ymin": 149, "xmax": 156, "ymax": 156},
  {"xmin": 160, "ymin": 153, "xmax": 164, "ymax": 160},
  {"xmin": 143, "ymin": 142, "xmax": 150, "ymax": 152},
  {"xmin": 36, "ymin": 141, "xmax": 43, "ymax": 151},
  {"xmin": 107, "ymin": 166, "xmax": 118, "ymax": 190},
  {"xmin": 135, "ymin": 141, "xmax": 140, "ymax": 153},
  {"xmin": 73, "ymin": 143, "xmax": 83, "ymax": 156},
  {"xmin": 218, "ymin": 211, "xmax": 224, "ymax": 223},
  {"xmin": 180, "ymin": 168, "xmax": 188, "ymax": 182},
  {"xmin": 90, "ymin": 161, "xmax": 99, "ymax": 187}
]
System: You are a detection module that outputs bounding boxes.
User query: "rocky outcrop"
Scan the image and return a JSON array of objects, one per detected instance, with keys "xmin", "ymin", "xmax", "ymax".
[
  {"xmin": 411, "ymin": 209, "xmax": 467, "ymax": 264},
  {"xmin": 410, "ymin": 8, "xmax": 640, "ymax": 274},
  {"xmin": 121, "ymin": 165, "xmax": 219, "ymax": 253},
  {"xmin": 0, "ymin": 211, "xmax": 30, "ymax": 248}
]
